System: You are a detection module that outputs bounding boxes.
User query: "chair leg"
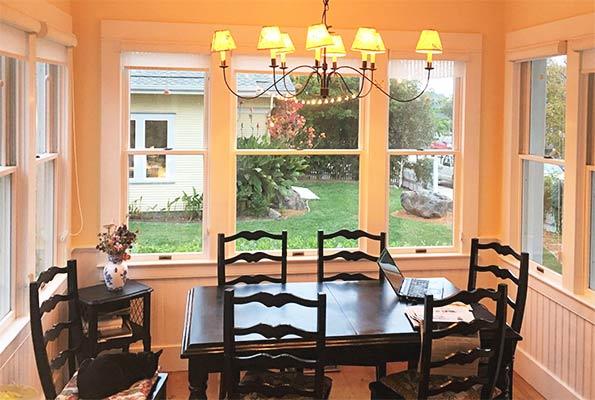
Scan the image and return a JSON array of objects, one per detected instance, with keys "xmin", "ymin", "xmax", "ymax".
[
  {"xmin": 407, "ymin": 357, "xmax": 418, "ymax": 370},
  {"xmin": 218, "ymin": 372, "xmax": 226, "ymax": 400},
  {"xmin": 375, "ymin": 363, "xmax": 387, "ymax": 380}
]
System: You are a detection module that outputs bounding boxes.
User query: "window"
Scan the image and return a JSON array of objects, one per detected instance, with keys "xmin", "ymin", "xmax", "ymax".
[
  {"xmin": 127, "ymin": 69, "xmax": 207, "ymax": 254},
  {"xmin": 587, "ymin": 73, "xmax": 595, "ymax": 289},
  {"xmin": 35, "ymin": 61, "xmax": 62, "ymax": 275},
  {"xmin": 388, "ymin": 60, "xmax": 460, "ymax": 250},
  {"xmin": 235, "ymin": 70, "xmax": 360, "ymax": 251},
  {"xmin": 519, "ymin": 56, "xmax": 567, "ymax": 273},
  {"xmin": 0, "ymin": 54, "xmax": 18, "ymax": 321}
]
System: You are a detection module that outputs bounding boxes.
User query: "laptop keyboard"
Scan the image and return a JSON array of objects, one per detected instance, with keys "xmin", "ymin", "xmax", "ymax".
[{"xmin": 407, "ymin": 279, "xmax": 429, "ymax": 298}]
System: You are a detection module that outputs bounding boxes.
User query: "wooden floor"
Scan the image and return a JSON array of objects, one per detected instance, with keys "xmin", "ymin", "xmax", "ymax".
[{"xmin": 164, "ymin": 364, "xmax": 546, "ymax": 399}]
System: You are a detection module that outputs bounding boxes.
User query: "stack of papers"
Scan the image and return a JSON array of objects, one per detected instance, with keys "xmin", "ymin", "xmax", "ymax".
[{"xmin": 405, "ymin": 302, "xmax": 474, "ymax": 328}]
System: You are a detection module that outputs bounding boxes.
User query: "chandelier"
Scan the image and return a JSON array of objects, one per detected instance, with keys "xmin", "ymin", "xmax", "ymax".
[{"xmin": 210, "ymin": 0, "xmax": 443, "ymax": 103}]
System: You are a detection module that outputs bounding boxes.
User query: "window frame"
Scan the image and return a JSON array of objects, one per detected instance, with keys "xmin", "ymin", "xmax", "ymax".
[
  {"xmin": 122, "ymin": 65, "xmax": 210, "ymax": 261},
  {"xmin": 99, "ymin": 22, "xmax": 482, "ymax": 266},
  {"xmin": 504, "ymin": 17, "xmax": 595, "ymax": 297},
  {"xmin": 386, "ymin": 59, "xmax": 464, "ymax": 254}
]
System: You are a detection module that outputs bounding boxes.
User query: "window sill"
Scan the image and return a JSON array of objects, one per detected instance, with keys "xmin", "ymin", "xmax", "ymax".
[{"xmin": 0, "ymin": 316, "xmax": 30, "ymax": 356}]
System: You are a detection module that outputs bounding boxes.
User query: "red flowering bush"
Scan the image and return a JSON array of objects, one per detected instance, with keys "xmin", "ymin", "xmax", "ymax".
[{"xmin": 267, "ymin": 99, "xmax": 321, "ymax": 149}]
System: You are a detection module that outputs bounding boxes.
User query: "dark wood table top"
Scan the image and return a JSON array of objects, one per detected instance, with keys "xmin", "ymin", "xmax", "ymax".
[
  {"xmin": 181, "ymin": 278, "xmax": 467, "ymax": 358},
  {"xmin": 78, "ymin": 280, "xmax": 153, "ymax": 306}
]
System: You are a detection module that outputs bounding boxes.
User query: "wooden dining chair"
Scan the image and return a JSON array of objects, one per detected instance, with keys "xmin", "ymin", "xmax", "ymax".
[
  {"xmin": 223, "ymin": 289, "xmax": 332, "ymax": 399},
  {"xmin": 370, "ymin": 284, "xmax": 509, "ymax": 400},
  {"xmin": 468, "ymin": 238, "xmax": 529, "ymax": 335},
  {"xmin": 217, "ymin": 230, "xmax": 288, "ymax": 286},
  {"xmin": 30, "ymin": 261, "xmax": 167, "ymax": 400},
  {"xmin": 317, "ymin": 229, "xmax": 386, "ymax": 282}
]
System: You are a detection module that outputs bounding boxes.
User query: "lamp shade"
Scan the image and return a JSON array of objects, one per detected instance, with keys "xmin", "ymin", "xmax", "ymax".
[
  {"xmin": 211, "ymin": 30, "xmax": 236, "ymax": 52},
  {"xmin": 325, "ymin": 34, "xmax": 346, "ymax": 57},
  {"xmin": 351, "ymin": 27, "xmax": 381, "ymax": 52},
  {"xmin": 257, "ymin": 26, "xmax": 284, "ymax": 50},
  {"xmin": 306, "ymin": 23, "xmax": 333, "ymax": 50},
  {"xmin": 278, "ymin": 33, "xmax": 295, "ymax": 54},
  {"xmin": 371, "ymin": 32, "xmax": 386, "ymax": 54},
  {"xmin": 415, "ymin": 30, "xmax": 443, "ymax": 54}
]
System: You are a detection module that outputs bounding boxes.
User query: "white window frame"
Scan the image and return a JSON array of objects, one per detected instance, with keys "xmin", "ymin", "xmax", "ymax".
[
  {"xmin": 99, "ymin": 21, "xmax": 482, "ymax": 266},
  {"xmin": 129, "ymin": 112, "xmax": 176, "ymax": 183},
  {"xmin": 386, "ymin": 59, "xmax": 465, "ymax": 254},
  {"xmin": 504, "ymin": 13, "xmax": 595, "ymax": 297}
]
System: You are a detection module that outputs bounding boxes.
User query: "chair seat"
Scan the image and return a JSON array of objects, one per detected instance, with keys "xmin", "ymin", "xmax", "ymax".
[
  {"xmin": 235, "ymin": 370, "xmax": 332, "ymax": 399},
  {"xmin": 56, "ymin": 372, "xmax": 159, "ymax": 400},
  {"xmin": 371, "ymin": 370, "xmax": 501, "ymax": 400}
]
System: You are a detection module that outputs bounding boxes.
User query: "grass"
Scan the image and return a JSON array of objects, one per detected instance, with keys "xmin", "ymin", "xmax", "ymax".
[{"xmin": 130, "ymin": 181, "xmax": 453, "ymax": 253}]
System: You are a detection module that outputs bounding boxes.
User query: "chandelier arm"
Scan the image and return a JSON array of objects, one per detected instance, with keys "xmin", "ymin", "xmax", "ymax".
[
  {"xmin": 221, "ymin": 64, "xmax": 318, "ymax": 100},
  {"xmin": 334, "ymin": 66, "xmax": 433, "ymax": 102},
  {"xmin": 273, "ymin": 68, "xmax": 319, "ymax": 99},
  {"xmin": 272, "ymin": 67, "xmax": 297, "ymax": 99},
  {"xmin": 332, "ymin": 71, "xmax": 356, "ymax": 96}
]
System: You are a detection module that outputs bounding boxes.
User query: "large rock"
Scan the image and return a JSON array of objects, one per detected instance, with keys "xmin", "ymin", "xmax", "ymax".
[
  {"xmin": 279, "ymin": 188, "xmax": 308, "ymax": 211},
  {"xmin": 400, "ymin": 190, "xmax": 452, "ymax": 219}
]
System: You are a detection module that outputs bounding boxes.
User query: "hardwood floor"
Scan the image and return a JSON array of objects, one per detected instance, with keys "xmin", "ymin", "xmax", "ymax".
[{"xmin": 164, "ymin": 364, "xmax": 546, "ymax": 399}]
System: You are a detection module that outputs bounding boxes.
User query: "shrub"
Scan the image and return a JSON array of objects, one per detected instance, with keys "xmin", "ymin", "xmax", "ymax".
[{"xmin": 181, "ymin": 187, "xmax": 203, "ymax": 221}]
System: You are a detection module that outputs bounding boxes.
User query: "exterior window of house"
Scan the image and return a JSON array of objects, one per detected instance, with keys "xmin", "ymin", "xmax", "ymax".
[
  {"xmin": 388, "ymin": 60, "xmax": 459, "ymax": 249},
  {"xmin": 35, "ymin": 62, "xmax": 61, "ymax": 275},
  {"xmin": 235, "ymin": 71, "xmax": 360, "ymax": 251},
  {"xmin": 127, "ymin": 69, "xmax": 207, "ymax": 254},
  {"xmin": 0, "ymin": 54, "xmax": 18, "ymax": 321},
  {"xmin": 520, "ymin": 56, "xmax": 566, "ymax": 273}
]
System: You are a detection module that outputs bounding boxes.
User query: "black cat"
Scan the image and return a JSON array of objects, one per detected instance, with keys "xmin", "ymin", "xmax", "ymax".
[{"xmin": 77, "ymin": 350, "xmax": 162, "ymax": 399}]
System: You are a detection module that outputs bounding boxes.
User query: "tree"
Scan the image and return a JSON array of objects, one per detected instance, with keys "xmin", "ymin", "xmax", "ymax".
[{"xmin": 545, "ymin": 58, "xmax": 566, "ymax": 158}]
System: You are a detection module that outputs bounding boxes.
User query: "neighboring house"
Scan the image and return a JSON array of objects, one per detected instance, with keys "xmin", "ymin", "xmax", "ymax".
[{"xmin": 129, "ymin": 69, "xmax": 294, "ymax": 212}]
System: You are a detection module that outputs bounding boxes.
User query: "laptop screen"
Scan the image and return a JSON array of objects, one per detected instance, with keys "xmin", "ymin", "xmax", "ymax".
[{"xmin": 377, "ymin": 249, "xmax": 404, "ymax": 291}]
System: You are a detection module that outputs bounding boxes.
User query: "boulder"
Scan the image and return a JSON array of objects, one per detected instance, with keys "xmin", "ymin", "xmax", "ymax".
[
  {"xmin": 279, "ymin": 188, "xmax": 308, "ymax": 211},
  {"xmin": 267, "ymin": 207, "xmax": 282, "ymax": 220},
  {"xmin": 400, "ymin": 190, "xmax": 452, "ymax": 219}
]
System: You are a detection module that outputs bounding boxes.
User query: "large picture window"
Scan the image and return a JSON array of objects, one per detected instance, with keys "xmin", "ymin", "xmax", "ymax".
[
  {"xmin": 0, "ymin": 54, "xmax": 18, "ymax": 321},
  {"xmin": 235, "ymin": 70, "xmax": 360, "ymax": 251},
  {"xmin": 519, "ymin": 56, "xmax": 566, "ymax": 273},
  {"xmin": 388, "ymin": 60, "xmax": 460, "ymax": 250},
  {"xmin": 127, "ymin": 68, "xmax": 207, "ymax": 254}
]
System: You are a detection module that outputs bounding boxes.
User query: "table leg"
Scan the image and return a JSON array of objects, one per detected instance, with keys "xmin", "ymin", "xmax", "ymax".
[
  {"xmin": 143, "ymin": 293, "xmax": 152, "ymax": 351},
  {"xmin": 188, "ymin": 359, "xmax": 209, "ymax": 400}
]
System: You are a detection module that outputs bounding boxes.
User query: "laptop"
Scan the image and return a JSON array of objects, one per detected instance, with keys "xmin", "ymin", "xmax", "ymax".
[{"xmin": 377, "ymin": 248, "xmax": 436, "ymax": 302}]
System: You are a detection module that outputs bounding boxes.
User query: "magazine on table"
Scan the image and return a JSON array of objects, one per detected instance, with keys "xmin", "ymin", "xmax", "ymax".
[{"xmin": 405, "ymin": 302, "xmax": 474, "ymax": 328}]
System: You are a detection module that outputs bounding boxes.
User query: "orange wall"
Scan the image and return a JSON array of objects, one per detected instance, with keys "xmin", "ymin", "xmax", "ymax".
[
  {"xmin": 69, "ymin": 0, "xmax": 506, "ymax": 248},
  {"xmin": 504, "ymin": 0, "xmax": 595, "ymax": 32}
]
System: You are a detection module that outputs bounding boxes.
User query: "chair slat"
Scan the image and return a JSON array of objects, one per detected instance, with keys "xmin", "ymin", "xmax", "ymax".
[
  {"xmin": 50, "ymin": 347, "xmax": 78, "ymax": 371},
  {"xmin": 476, "ymin": 241, "xmax": 522, "ymax": 261},
  {"xmin": 39, "ymin": 294, "xmax": 71, "ymax": 315},
  {"xmin": 36, "ymin": 266, "xmax": 68, "ymax": 285},
  {"xmin": 225, "ymin": 252, "xmax": 284, "ymax": 264},
  {"xmin": 433, "ymin": 318, "xmax": 496, "ymax": 339},
  {"xmin": 235, "ymin": 353, "xmax": 317, "ymax": 370},
  {"xmin": 475, "ymin": 264, "xmax": 519, "ymax": 284},
  {"xmin": 43, "ymin": 321, "xmax": 72, "ymax": 344},
  {"xmin": 226, "ymin": 275, "xmax": 284, "ymax": 286},
  {"xmin": 431, "ymin": 347, "xmax": 493, "ymax": 368},
  {"xmin": 428, "ymin": 376, "xmax": 484, "ymax": 397},
  {"xmin": 321, "ymin": 229, "xmax": 383, "ymax": 241},
  {"xmin": 323, "ymin": 250, "xmax": 378, "ymax": 263},
  {"xmin": 433, "ymin": 287, "xmax": 500, "ymax": 307},
  {"xmin": 235, "ymin": 323, "xmax": 317, "ymax": 340},
  {"xmin": 323, "ymin": 272, "xmax": 375, "ymax": 282},
  {"xmin": 225, "ymin": 230, "xmax": 284, "ymax": 242},
  {"xmin": 234, "ymin": 292, "xmax": 319, "ymax": 308}
]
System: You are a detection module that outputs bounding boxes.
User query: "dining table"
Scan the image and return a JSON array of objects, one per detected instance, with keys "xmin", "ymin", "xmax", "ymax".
[{"xmin": 181, "ymin": 278, "xmax": 521, "ymax": 399}]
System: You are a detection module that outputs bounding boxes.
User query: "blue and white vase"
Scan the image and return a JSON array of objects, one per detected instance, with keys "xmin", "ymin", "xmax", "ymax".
[{"xmin": 103, "ymin": 258, "xmax": 128, "ymax": 291}]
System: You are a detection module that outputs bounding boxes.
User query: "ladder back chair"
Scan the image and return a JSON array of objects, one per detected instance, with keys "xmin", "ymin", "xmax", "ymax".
[
  {"xmin": 217, "ymin": 230, "xmax": 288, "ymax": 286},
  {"xmin": 468, "ymin": 238, "xmax": 529, "ymax": 334},
  {"xmin": 223, "ymin": 289, "xmax": 332, "ymax": 399},
  {"xmin": 30, "ymin": 260, "xmax": 83, "ymax": 400},
  {"xmin": 370, "ymin": 284, "xmax": 509, "ymax": 400},
  {"xmin": 317, "ymin": 229, "xmax": 386, "ymax": 283}
]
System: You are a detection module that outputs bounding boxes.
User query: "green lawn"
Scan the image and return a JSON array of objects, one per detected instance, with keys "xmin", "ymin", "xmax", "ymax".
[{"xmin": 130, "ymin": 181, "xmax": 453, "ymax": 253}]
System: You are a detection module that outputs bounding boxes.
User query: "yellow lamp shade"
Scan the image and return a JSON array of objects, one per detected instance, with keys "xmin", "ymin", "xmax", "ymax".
[
  {"xmin": 257, "ymin": 26, "xmax": 284, "ymax": 50},
  {"xmin": 371, "ymin": 32, "xmax": 386, "ymax": 53},
  {"xmin": 278, "ymin": 33, "xmax": 295, "ymax": 55},
  {"xmin": 306, "ymin": 23, "xmax": 333, "ymax": 50},
  {"xmin": 325, "ymin": 34, "xmax": 346, "ymax": 58},
  {"xmin": 211, "ymin": 30, "xmax": 237, "ymax": 52},
  {"xmin": 351, "ymin": 27, "xmax": 380, "ymax": 52},
  {"xmin": 415, "ymin": 30, "xmax": 443, "ymax": 54}
]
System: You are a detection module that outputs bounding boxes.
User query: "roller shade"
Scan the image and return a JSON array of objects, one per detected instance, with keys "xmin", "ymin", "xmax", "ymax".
[
  {"xmin": 582, "ymin": 48, "xmax": 595, "ymax": 73},
  {"xmin": 0, "ymin": 22, "xmax": 28, "ymax": 57},
  {"xmin": 37, "ymin": 22, "xmax": 76, "ymax": 64},
  {"xmin": 122, "ymin": 52, "xmax": 209, "ymax": 69}
]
